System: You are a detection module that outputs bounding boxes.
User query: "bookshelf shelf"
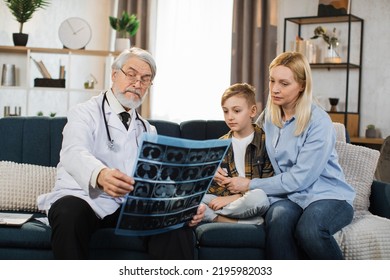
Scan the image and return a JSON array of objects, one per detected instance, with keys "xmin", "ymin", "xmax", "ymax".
[{"xmin": 0, "ymin": 45, "xmax": 119, "ymax": 117}]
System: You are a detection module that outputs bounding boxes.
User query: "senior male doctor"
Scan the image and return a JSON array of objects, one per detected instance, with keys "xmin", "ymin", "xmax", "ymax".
[{"xmin": 37, "ymin": 47, "xmax": 205, "ymax": 260}]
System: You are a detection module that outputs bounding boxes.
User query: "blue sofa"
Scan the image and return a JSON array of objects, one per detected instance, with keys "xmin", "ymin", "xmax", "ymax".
[{"xmin": 0, "ymin": 116, "xmax": 389, "ymax": 260}]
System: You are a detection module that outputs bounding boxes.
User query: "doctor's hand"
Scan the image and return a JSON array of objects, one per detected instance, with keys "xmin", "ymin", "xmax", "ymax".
[
  {"xmin": 187, "ymin": 203, "xmax": 206, "ymax": 227},
  {"xmin": 97, "ymin": 168, "xmax": 134, "ymax": 197}
]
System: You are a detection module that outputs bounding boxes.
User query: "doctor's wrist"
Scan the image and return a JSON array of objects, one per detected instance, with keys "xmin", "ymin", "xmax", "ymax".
[{"xmin": 95, "ymin": 167, "xmax": 108, "ymax": 191}]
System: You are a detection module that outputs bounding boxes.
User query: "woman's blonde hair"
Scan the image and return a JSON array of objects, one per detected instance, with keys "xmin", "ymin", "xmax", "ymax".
[{"xmin": 265, "ymin": 51, "xmax": 312, "ymax": 136}]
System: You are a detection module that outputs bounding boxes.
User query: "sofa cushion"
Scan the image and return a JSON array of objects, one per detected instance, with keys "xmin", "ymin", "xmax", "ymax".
[
  {"xmin": 0, "ymin": 217, "xmax": 51, "ymax": 248},
  {"xmin": 375, "ymin": 135, "xmax": 390, "ymax": 183},
  {"xmin": 333, "ymin": 142, "xmax": 390, "ymax": 259},
  {"xmin": 334, "ymin": 210, "xmax": 390, "ymax": 259},
  {"xmin": 180, "ymin": 120, "xmax": 229, "ymax": 140},
  {"xmin": 148, "ymin": 119, "xmax": 181, "ymax": 138},
  {"xmin": 0, "ymin": 161, "xmax": 56, "ymax": 212},
  {"xmin": 196, "ymin": 223, "xmax": 265, "ymax": 247},
  {"xmin": 195, "ymin": 223, "xmax": 266, "ymax": 259},
  {"xmin": 369, "ymin": 180, "xmax": 390, "ymax": 219},
  {"xmin": 333, "ymin": 122, "xmax": 346, "ymax": 142},
  {"xmin": 0, "ymin": 218, "xmax": 150, "ymax": 260},
  {"xmin": 0, "ymin": 117, "xmax": 67, "ymax": 167},
  {"xmin": 335, "ymin": 142, "xmax": 380, "ymax": 211}
]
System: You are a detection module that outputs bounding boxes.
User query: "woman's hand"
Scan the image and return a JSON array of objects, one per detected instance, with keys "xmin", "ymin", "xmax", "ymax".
[{"xmin": 224, "ymin": 177, "xmax": 251, "ymax": 194}]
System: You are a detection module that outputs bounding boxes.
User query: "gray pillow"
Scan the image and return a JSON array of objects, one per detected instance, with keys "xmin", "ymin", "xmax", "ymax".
[
  {"xmin": 335, "ymin": 142, "xmax": 380, "ymax": 211},
  {"xmin": 0, "ymin": 161, "xmax": 56, "ymax": 212}
]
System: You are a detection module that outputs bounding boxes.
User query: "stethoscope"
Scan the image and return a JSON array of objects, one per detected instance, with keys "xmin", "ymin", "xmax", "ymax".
[{"xmin": 102, "ymin": 91, "xmax": 147, "ymax": 151}]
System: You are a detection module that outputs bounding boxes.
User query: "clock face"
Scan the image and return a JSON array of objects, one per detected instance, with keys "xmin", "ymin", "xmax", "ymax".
[{"xmin": 58, "ymin": 17, "xmax": 92, "ymax": 50}]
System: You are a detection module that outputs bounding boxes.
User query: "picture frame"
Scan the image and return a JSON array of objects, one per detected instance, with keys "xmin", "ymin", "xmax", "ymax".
[{"xmin": 317, "ymin": 0, "xmax": 351, "ymax": 16}]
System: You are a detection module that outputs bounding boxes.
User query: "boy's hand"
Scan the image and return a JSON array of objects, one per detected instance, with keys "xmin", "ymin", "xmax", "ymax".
[
  {"xmin": 214, "ymin": 166, "xmax": 230, "ymax": 186},
  {"xmin": 188, "ymin": 204, "xmax": 206, "ymax": 227},
  {"xmin": 208, "ymin": 195, "xmax": 241, "ymax": 210}
]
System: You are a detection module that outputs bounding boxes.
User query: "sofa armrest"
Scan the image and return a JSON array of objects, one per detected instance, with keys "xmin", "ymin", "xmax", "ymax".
[{"xmin": 369, "ymin": 180, "xmax": 390, "ymax": 219}]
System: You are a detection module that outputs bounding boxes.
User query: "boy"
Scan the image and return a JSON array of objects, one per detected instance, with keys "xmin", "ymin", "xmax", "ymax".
[{"xmin": 202, "ymin": 83, "xmax": 273, "ymax": 225}]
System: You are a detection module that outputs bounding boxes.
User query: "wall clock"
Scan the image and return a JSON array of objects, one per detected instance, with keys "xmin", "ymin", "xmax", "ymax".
[{"xmin": 58, "ymin": 17, "xmax": 92, "ymax": 50}]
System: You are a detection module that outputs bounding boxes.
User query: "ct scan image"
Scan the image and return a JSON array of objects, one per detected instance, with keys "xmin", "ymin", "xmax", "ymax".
[{"xmin": 116, "ymin": 133, "xmax": 231, "ymax": 236}]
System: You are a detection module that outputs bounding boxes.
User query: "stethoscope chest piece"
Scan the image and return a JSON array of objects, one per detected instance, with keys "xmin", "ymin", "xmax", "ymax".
[
  {"xmin": 102, "ymin": 91, "xmax": 147, "ymax": 151},
  {"xmin": 107, "ymin": 139, "xmax": 117, "ymax": 151}
]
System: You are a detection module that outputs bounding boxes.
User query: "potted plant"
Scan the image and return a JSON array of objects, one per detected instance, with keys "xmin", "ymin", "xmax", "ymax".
[
  {"xmin": 4, "ymin": 0, "xmax": 50, "ymax": 46},
  {"xmin": 109, "ymin": 11, "xmax": 140, "ymax": 51},
  {"xmin": 365, "ymin": 124, "xmax": 377, "ymax": 138},
  {"xmin": 311, "ymin": 26, "xmax": 341, "ymax": 63}
]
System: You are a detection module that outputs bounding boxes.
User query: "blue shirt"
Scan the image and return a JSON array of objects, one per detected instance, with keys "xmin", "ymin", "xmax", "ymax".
[{"xmin": 251, "ymin": 104, "xmax": 355, "ymax": 209}]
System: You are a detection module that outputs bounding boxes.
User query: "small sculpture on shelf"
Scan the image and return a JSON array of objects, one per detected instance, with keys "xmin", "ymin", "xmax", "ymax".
[
  {"xmin": 84, "ymin": 73, "xmax": 98, "ymax": 89},
  {"xmin": 3, "ymin": 106, "xmax": 21, "ymax": 116}
]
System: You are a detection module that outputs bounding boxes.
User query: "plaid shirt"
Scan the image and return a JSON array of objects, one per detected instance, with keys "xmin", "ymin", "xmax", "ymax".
[{"xmin": 207, "ymin": 124, "xmax": 274, "ymax": 196}]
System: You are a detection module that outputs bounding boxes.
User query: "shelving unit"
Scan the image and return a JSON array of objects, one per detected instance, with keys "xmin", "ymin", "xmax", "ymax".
[
  {"xmin": 283, "ymin": 14, "xmax": 364, "ymax": 137},
  {"xmin": 0, "ymin": 46, "xmax": 120, "ymax": 117},
  {"xmin": 350, "ymin": 137, "xmax": 384, "ymax": 151}
]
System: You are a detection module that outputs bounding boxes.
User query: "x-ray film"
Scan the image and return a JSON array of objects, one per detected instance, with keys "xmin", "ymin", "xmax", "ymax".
[{"xmin": 115, "ymin": 133, "xmax": 231, "ymax": 236}]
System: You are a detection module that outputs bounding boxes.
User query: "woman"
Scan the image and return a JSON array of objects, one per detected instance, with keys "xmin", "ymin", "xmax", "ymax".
[{"xmin": 218, "ymin": 51, "xmax": 355, "ymax": 259}]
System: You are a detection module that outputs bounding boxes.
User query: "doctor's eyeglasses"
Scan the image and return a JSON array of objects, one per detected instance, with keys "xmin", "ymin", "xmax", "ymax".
[{"xmin": 119, "ymin": 68, "xmax": 153, "ymax": 88}]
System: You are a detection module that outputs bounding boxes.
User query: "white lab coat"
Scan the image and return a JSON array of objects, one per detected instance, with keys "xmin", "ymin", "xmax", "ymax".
[{"xmin": 37, "ymin": 92, "xmax": 156, "ymax": 218}]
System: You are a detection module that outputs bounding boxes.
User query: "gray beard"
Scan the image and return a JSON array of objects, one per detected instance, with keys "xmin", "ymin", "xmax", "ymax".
[{"xmin": 113, "ymin": 90, "xmax": 143, "ymax": 109}]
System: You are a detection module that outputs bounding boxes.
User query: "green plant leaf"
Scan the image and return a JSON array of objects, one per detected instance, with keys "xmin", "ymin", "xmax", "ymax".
[
  {"xmin": 108, "ymin": 10, "xmax": 140, "ymax": 38},
  {"xmin": 109, "ymin": 16, "xmax": 118, "ymax": 30},
  {"xmin": 4, "ymin": 0, "xmax": 50, "ymax": 33},
  {"xmin": 311, "ymin": 25, "xmax": 338, "ymax": 48}
]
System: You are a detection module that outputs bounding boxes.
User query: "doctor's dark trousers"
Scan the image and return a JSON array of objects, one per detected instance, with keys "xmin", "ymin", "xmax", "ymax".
[{"xmin": 48, "ymin": 195, "xmax": 195, "ymax": 259}]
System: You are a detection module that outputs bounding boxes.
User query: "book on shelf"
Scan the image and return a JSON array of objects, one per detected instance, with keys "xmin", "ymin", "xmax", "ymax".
[{"xmin": 30, "ymin": 57, "xmax": 52, "ymax": 79}]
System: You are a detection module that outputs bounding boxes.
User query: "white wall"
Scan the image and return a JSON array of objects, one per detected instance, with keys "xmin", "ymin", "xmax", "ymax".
[
  {"xmin": 0, "ymin": 0, "xmax": 115, "ymax": 116},
  {"xmin": 277, "ymin": 0, "xmax": 390, "ymax": 138},
  {"xmin": 0, "ymin": 0, "xmax": 113, "ymax": 50},
  {"xmin": 1, "ymin": 0, "xmax": 389, "ymax": 137}
]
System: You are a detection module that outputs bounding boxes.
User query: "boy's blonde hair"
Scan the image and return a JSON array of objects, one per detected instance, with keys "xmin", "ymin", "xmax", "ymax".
[{"xmin": 221, "ymin": 83, "xmax": 256, "ymax": 107}]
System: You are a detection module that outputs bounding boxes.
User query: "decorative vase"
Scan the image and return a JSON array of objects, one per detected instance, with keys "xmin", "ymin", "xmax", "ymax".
[
  {"xmin": 1, "ymin": 64, "xmax": 16, "ymax": 86},
  {"xmin": 329, "ymin": 98, "xmax": 339, "ymax": 112},
  {"xmin": 324, "ymin": 44, "xmax": 341, "ymax": 63},
  {"xmin": 13, "ymin": 33, "xmax": 28, "ymax": 46},
  {"xmin": 115, "ymin": 38, "xmax": 130, "ymax": 52},
  {"xmin": 365, "ymin": 128, "xmax": 377, "ymax": 138}
]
